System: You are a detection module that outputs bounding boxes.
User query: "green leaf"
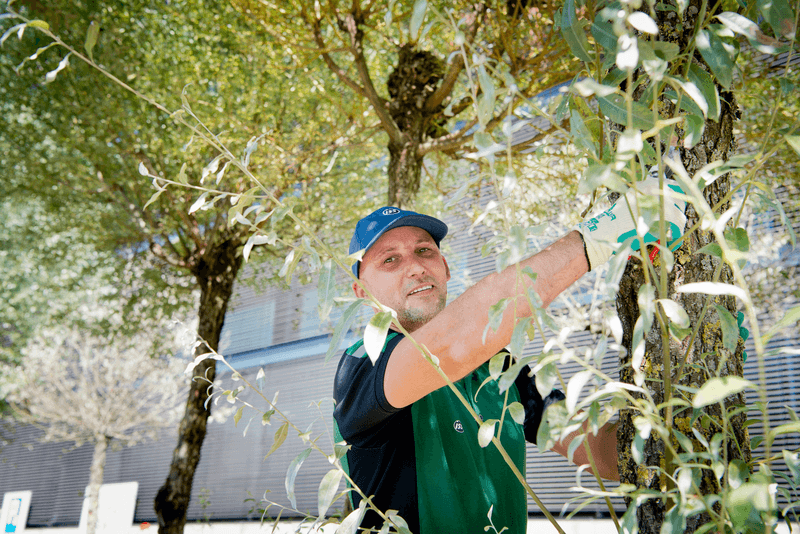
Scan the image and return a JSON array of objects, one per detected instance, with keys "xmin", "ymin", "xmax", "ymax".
[
  {"xmin": 483, "ymin": 298, "xmax": 509, "ymax": 343},
  {"xmin": 638, "ymin": 284, "xmax": 656, "ymax": 332},
  {"xmin": 714, "ymin": 305, "xmax": 739, "ymax": 352},
  {"xmin": 325, "ymin": 300, "xmax": 363, "ymax": 362},
  {"xmin": 84, "ymin": 21, "xmax": 100, "ymax": 62},
  {"xmin": 697, "ymin": 243, "xmax": 722, "ymax": 258},
  {"xmin": 783, "ymin": 450, "xmax": 800, "ymax": 483},
  {"xmin": 658, "ymin": 299, "xmax": 690, "ymax": 328},
  {"xmin": 688, "ymin": 64, "xmax": 720, "ymax": 120},
  {"xmin": 570, "ymin": 109, "xmax": 598, "ymax": 156},
  {"xmin": 693, "ymin": 376, "xmax": 755, "ymax": 408},
  {"xmin": 632, "ymin": 433, "xmax": 645, "ymax": 464},
  {"xmin": 478, "ymin": 419, "xmax": 498, "ymax": 448},
  {"xmin": 695, "ymin": 29, "xmax": 736, "ymax": 89},
  {"xmin": 285, "ymin": 448, "xmax": 312, "ymax": 509},
  {"xmin": 0, "ymin": 23, "xmax": 26, "ymax": 46},
  {"xmin": 265, "ymin": 421, "xmax": 288, "ymax": 459},
  {"xmin": 728, "ymin": 458, "xmax": 749, "ymax": 488},
  {"xmin": 44, "ymin": 53, "xmax": 72, "ymax": 84},
  {"xmin": 507, "ymin": 402, "xmax": 525, "ymax": 425},
  {"xmin": 535, "ymin": 361, "xmax": 557, "ymax": 398},
  {"xmin": 261, "ymin": 410, "xmax": 275, "ymax": 425},
  {"xmin": 597, "ymin": 94, "xmax": 656, "ymax": 130},
  {"xmin": 317, "ymin": 468, "xmax": 344, "ymax": 518},
  {"xmin": 337, "ymin": 501, "xmax": 367, "ymax": 534},
  {"xmin": 677, "ymin": 282, "xmax": 747, "ymax": 302},
  {"xmin": 560, "ymin": 0, "xmax": 593, "ymax": 63},
  {"xmin": 317, "ymin": 259, "xmax": 337, "ymax": 321},
  {"xmin": 683, "ymin": 114, "xmax": 705, "ymax": 148},
  {"xmin": 716, "ymin": 12, "xmax": 777, "ymax": 54},
  {"xmin": 757, "ymin": 0, "xmax": 796, "ymax": 38},
  {"xmin": 591, "ymin": 15, "xmax": 616, "ymax": 54},
  {"xmin": 763, "ymin": 304, "xmax": 800, "ymax": 344},
  {"xmin": 489, "ymin": 352, "xmax": 506, "ymax": 380},
  {"xmin": 786, "ymin": 135, "xmax": 800, "ymax": 157},
  {"xmin": 476, "ymin": 65, "xmax": 496, "ymax": 127},
  {"xmin": 233, "ymin": 405, "xmax": 244, "ymax": 426},
  {"xmin": 256, "ymin": 368, "xmax": 265, "ymax": 390},
  {"xmin": 509, "ymin": 318, "xmax": 530, "ymax": 358},
  {"xmin": 142, "ymin": 189, "xmax": 164, "ymax": 211},
  {"xmin": 578, "ymin": 164, "xmax": 627, "ymax": 194},
  {"xmin": 409, "ymin": 0, "xmax": 427, "ymax": 41},
  {"xmin": 567, "ymin": 432, "xmax": 585, "ymax": 462},
  {"xmin": 27, "ymin": 20, "xmax": 50, "ymax": 30},
  {"xmin": 364, "ymin": 310, "xmax": 394, "ymax": 364}
]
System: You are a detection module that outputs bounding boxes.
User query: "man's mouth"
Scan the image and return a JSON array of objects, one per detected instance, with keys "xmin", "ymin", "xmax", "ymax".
[{"xmin": 408, "ymin": 285, "xmax": 433, "ymax": 296}]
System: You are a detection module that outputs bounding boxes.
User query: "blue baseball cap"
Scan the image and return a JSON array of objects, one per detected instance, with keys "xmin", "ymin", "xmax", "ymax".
[{"xmin": 349, "ymin": 207, "xmax": 448, "ymax": 278}]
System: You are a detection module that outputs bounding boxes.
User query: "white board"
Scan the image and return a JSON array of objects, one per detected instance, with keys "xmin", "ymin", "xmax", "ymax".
[
  {"xmin": 0, "ymin": 491, "xmax": 32, "ymax": 533},
  {"xmin": 78, "ymin": 481, "xmax": 138, "ymax": 534}
]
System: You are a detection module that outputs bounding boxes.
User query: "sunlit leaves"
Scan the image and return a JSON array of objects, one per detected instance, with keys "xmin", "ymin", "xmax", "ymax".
[{"xmin": 692, "ymin": 377, "xmax": 755, "ymax": 408}]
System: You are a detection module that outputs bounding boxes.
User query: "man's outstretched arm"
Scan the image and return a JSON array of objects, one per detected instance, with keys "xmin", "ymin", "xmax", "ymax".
[{"xmin": 385, "ymin": 230, "xmax": 589, "ymax": 408}]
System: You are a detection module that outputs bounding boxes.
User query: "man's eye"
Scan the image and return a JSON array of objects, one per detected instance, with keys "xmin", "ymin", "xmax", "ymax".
[{"xmin": 384, "ymin": 257, "xmax": 395, "ymax": 264}]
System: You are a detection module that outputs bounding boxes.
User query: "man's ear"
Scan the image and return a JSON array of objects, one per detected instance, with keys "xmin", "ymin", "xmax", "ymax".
[
  {"xmin": 352, "ymin": 280, "xmax": 367, "ymax": 299},
  {"xmin": 442, "ymin": 256, "xmax": 451, "ymax": 282}
]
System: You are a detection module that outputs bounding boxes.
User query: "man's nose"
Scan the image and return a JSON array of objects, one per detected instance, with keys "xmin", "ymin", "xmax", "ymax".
[{"xmin": 406, "ymin": 255, "xmax": 426, "ymax": 277}]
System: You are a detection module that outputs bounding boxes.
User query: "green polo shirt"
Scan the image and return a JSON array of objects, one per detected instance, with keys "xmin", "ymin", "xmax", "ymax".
[{"xmin": 333, "ymin": 332, "xmax": 563, "ymax": 533}]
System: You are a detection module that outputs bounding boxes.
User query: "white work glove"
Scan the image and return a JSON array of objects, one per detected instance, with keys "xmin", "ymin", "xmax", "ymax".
[{"xmin": 574, "ymin": 175, "xmax": 686, "ymax": 271}]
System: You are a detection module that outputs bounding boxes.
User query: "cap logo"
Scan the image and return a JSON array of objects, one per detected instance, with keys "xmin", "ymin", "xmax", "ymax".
[{"xmin": 382, "ymin": 208, "xmax": 400, "ymax": 216}]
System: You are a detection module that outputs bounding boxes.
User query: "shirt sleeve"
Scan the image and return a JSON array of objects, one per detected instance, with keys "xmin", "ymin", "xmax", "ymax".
[
  {"xmin": 514, "ymin": 367, "xmax": 565, "ymax": 444},
  {"xmin": 333, "ymin": 333, "xmax": 406, "ymax": 447}
]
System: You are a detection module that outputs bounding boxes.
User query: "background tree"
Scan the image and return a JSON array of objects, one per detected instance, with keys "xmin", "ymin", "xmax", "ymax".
[
  {"xmin": 0, "ymin": 1, "xmax": 378, "ymax": 531},
  {"xmin": 5, "ymin": 321, "xmax": 185, "ymax": 534},
  {"xmin": 232, "ymin": 0, "xmax": 581, "ymax": 207}
]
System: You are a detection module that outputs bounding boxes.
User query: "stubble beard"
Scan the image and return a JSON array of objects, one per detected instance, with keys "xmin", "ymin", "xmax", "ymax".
[{"xmin": 398, "ymin": 294, "xmax": 447, "ymax": 333}]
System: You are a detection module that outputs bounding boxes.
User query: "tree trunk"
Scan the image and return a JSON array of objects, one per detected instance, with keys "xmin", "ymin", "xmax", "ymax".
[
  {"xmin": 385, "ymin": 45, "xmax": 444, "ymax": 208},
  {"xmin": 387, "ymin": 140, "xmax": 424, "ymax": 209},
  {"xmin": 615, "ymin": 2, "xmax": 751, "ymax": 531},
  {"xmin": 85, "ymin": 434, "xmax": 108, "ymax": 534},
  {"xmin": 154, "ymin": 236, "xmax": 243, "ymax": 534}
]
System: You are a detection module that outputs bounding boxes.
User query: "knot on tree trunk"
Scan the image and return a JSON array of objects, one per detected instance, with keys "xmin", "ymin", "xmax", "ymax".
[{"xmin": 387, "ymin": 44, "xmax": 445, "ymax": 138}]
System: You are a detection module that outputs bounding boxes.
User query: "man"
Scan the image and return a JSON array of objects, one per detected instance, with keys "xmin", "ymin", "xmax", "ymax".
[{"xmin": 333, "ymin": 178, "xmax": 686, "ymax": 533}]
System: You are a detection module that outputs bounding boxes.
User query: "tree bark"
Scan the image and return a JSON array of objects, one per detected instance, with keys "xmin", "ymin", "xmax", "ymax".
[
  {"xmin": 615, "ymin": 2, "xmax": 751, "ymax": 532},
  {"xmin": 85, "ymin": 434, "xmax": 108, "ymax": 534},
  {"xmin": 154, "ymin": 235, "xmax": 243, "ymax": 534},
  {"xmin": 385, "ymin": 45, "xmax": 445, "ymax": 208}
]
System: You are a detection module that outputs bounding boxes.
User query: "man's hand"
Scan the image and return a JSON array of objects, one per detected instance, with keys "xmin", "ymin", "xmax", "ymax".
[{"xmin": 575, "ymin": 175, "xmax": 686, "ymax": 271}]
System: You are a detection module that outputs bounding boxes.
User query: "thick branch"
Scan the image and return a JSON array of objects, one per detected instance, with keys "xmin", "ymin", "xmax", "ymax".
[
  {"xmin": 424, "ymin": 5, "xmax": 485, "ymax": 112},
  {"xmin": 342, "ymin": 12, "xmax": 404, "ymax": 145},
  {"xmin": 311, "ymin": 18, "xmax": 367, "ymax": 97}
]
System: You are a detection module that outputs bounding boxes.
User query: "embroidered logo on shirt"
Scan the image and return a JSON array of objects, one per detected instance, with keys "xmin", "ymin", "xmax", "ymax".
[{"xmin": 453, "ymin": 420, "xmax": 464, "ymax": 433}]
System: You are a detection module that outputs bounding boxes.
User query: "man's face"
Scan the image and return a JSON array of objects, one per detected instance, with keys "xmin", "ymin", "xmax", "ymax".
[{"xmin": 353, "ymin": 226, "xmax": 451, "ymax": 333}]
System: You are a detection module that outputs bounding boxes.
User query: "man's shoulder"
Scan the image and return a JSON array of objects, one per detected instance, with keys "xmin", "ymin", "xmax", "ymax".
[{"xmin": 341, "ymin": 331, "xmax": 404, "ymax": 360}]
